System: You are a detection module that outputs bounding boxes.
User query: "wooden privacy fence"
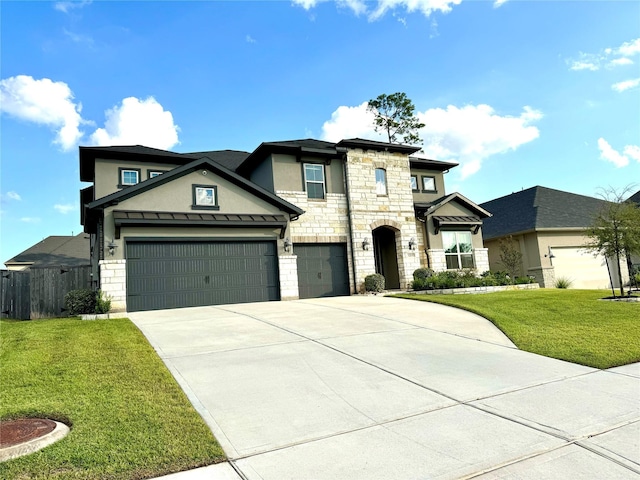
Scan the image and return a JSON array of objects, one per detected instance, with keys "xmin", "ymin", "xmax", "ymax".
[{"xmin": 1, "ymin": 266, "xmax": 92, "ymax": 320}]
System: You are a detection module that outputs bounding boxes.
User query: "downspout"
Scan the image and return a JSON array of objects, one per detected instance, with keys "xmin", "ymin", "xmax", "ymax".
[{"xmin": 340, "ymin": 148, "xmax": 358, "ymax": 294}]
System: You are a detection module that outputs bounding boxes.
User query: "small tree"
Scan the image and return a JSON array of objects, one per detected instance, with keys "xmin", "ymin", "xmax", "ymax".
[
  {"xmin": 367, "ymin": 92, "xmax": 425, "ymax": 145},
  {"xmin": 584, "ymin": 186, "xmax": 640, "ymax": 297},
  {"xmin": 498, "ymin": 235, "xmax": 523, "ymax": 284}
]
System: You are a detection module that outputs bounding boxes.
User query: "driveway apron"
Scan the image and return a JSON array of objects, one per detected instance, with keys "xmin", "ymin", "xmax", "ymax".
[{"xmin": 129, "ymin": 296, "xmax": 640, "ymax": 480}]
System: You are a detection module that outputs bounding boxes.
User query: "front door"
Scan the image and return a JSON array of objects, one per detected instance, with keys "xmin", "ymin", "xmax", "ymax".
[{"xmin": 373, "ymin": 227, "xmax": 400, "ymax": 289}]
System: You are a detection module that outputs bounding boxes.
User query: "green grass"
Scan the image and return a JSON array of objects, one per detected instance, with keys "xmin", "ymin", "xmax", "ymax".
[
  {"xmin": 394, "ymin": 289, "xmax": 640, "ymax": 369},
  {"xmin": 0, "ymin": 318, "xmax": 225, "ymax": 479}
]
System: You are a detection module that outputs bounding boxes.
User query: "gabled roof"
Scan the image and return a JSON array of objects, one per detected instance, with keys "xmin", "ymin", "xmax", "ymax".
[
  {"xmin": 415, "ymin": 192, "xmax": 492, "ymax": 218},
  {"xmin": 5, "ymin": 233, "xmax": 90, "ymax": 268},
  {"xmin": 629, "ymin": 190, "xmax": 640, "ymax": 204},
  {"xmin": 409, "ymin": 157, "xmax": 458, "ymax": 172},
  {"xmin": 182, "ymin": 150, "xmax": 249, "ymax": 171},
  {"xmin": 86, "ymin": 156, "xmax": 304, "ymax": 216},
  {"xmin": 479, "ymin": 186, "xmax": 610, "ymax": 240}
]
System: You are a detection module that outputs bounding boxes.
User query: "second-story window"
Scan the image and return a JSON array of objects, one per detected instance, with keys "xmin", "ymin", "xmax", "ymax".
[
  {"xmin": 304, "ymin": 164, "xmax": 325, "ymax": 199},
  {"xmin": 422, "ymin": 176, "xmax": 436, "ymax": 192},
  {"xmin": 119, "ymin": 168, "xmax": 141, "ymax": 188},
  {"xmin": 375, "ymin": 168, "xmax": 387, "ymax": 195}
]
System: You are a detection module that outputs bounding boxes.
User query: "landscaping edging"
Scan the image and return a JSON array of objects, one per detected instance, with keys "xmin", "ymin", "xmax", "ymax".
[
  {"xmin": 412, "ymin": 283, "xmax": 540, "ymax": 295},
  {"xmin": 80, "ymin": 313, "xmax": 126, "ymax": 320}
]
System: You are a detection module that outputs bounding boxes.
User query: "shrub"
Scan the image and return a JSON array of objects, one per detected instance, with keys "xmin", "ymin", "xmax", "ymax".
[
  {"xmin": 364, "ymin": 273, "xmax": 385, "ymax": 293},
  {"xmin": 95, "ymin": 290, "xmax": 112, "ymax": 314},
  {"xmin": 65, "ymin": 289, "xmax": 97, "ymax": 315},
  {"xmin": 413, "ymin": 268, "xmax": 434, "ymax": 281},
  {"xmin": 515, "ymin": 276, "xmax": 536, "ymax": 285},
  {"xmin": 555, "ymin": 277, "xmax": 573, "ymax": 289}
]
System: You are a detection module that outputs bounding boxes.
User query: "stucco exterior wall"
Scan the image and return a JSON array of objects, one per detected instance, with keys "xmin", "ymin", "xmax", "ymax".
[
  {"xmin": 272, "ymin": 154, "xmax": 344, "ymax": 194},
  {"xmin": 94, "ymin": 158, "xmax": 179, "ymax": 199},
  {"xmin": 410, "ymin": 169, "xmax": 445, "ymax": 204}
]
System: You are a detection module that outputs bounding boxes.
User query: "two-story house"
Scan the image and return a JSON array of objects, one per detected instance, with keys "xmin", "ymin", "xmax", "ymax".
[{"xmin": 80, "ymin": 138, "xmax": 490, "ymax": 312}]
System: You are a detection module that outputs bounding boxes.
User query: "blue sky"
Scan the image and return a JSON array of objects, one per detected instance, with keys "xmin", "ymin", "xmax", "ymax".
[{"xmin": 1, "ymin": 0, "xmax": 639, "ymax": 263}]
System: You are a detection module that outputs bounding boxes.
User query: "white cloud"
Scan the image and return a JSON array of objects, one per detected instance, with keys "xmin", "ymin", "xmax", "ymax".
[
  {"xmin": 293, "ymin": 0, "xmax": 461, "ymax": 20},
  {"xmin": 6, "ymin": 191, "xmax": 21, "ymax": 201},
  {"xmin": 568, "ymin": 37, "xmax": 640, "ymax": 72},
  {"xmin": 0, "ymin": 75, "xmax": 84, "ymax": 150},
  {"xmin": 623, "ymin": 145, "xmax": 640, "ymax": 163},
  {"xmin": 321, "ymin": 102, "xmax": 542, "ymax": 179},
  {"xmin": 54, "ymin": 1, "xmax": 92, "ymax": 13},
  {"xmin": 20, "ymin": 217, "xmax": 41, "ymax": 223},
  {"xmin": 63, "ymin": 28, "xmax": 94, "ymax": 46},
  {"xmin": 612, "ymin": 77, "xmax": 640, "ymax": 92},
  {"xmin": 246, "ymin": 35, "xmax": 257, "ymax": 44},
  {"xmin": 89, "ymin": 97, "xmax": 180, "ymax": 149},
  {"xmin": 598, "ymin": 138, "xmax": 629, "ymax": 167},
  {"xmin": 54, "ymin": 203, "xmax": 76, "ymax": 214},
  {"xmin": 493, "ymin": 0, "xmax": 509, "ymax": 7}
]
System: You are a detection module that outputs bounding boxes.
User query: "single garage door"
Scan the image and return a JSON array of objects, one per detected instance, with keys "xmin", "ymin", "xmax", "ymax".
[
  {"xmin": 296, "ymin": 243, "xmax": 350, "ymax": 299},
  {"xmin": 126, "ymin": 240, "xmax": 279, "ymax": 312},
  {"xmin": 552, "ymin": 247, "xmax": 617, "ymax": 289}
]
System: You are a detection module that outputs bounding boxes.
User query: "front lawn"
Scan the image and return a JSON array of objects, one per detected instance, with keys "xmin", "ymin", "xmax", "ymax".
[
  {"xmin": 0, "ymin": 317, "xmax": 225, "ymax": 479},
  {"xmin": 394, "ymin": 289, "xmax": 640, "ymax": 369}
]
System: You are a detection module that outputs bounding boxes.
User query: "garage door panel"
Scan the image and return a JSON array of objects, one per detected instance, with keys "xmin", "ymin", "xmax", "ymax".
[
  {"xmin": 126, "ymin": 240, "xmax": 279, "ymax": 312},
  {"xmin": 296, "ymin": 243, "xmax": 349, "ymax": 299},
  {"xmin": 552, "ymin": 247, "xmax": 616, "ymax": 289}
]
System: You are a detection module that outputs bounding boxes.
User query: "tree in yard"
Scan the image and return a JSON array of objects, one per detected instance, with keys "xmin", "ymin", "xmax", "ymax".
[
  {"xmin": 498, "ymin": 235, "xmax": 523, "ymax": 284},
  {"xmin": 584, "ymin": 186, "xmax": 640, "ymax": 297},
  {"xmin": 367, "ymin": 92, "xmax": 425, "ymax": 145}
]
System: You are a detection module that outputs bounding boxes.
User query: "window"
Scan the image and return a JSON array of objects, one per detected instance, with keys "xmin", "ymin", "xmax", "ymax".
[
  {"xmin": 118, "ymin": 168, "xmax": 141, "ymax": 188},
  {"xmin": 375, "ymin": 168, "xmax": 387, "ymax": 195},
  {"xmin": 410, "ymin": 175, "xmax": 418, "ymax": 191},
  {"xmin": 422, "ymin": 176, "xmax": 436, "ymax": 192},
  {"xmin": 442, "ymin": 231, "xmax": 474, "ymax": 269},
  {"xmin": 192, "ymin": 184, "xmax": 219, "ymax": 210},
  {"xmin": 148, "ymin": 170, "xmax": 167, "ymax": 179},
  {"xmin": 304, "ymin": 164, "xmax": 325, "ymax": 199}
]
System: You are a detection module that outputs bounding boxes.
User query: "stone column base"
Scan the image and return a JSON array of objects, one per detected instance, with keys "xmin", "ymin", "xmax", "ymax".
[
  {"xmin": 528, "ymin": 266, "xmax": 555, "ymax": 288},
  {"xmin": 99, "ymin": 259, "xmax": 127, "ymax": 312},
  {"xmin": 278, "ymin": 255, "xmax": 299, "ymax": 301}
]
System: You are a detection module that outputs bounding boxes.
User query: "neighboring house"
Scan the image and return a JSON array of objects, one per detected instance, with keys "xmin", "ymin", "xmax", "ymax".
[
  {"xmin": 480, "ymin": 186, "xmax": 628, "ymax": 289},
  {"xmin": 4, "ymin": 233, "xmax": 90, "ymax": 271},
  {"xmin": 628, "ymin": 190, "xmax": 640, "ymax": 273},
  {"xmin": 80, "ymin": 139, "xmax": 490, "ymax": 312}
]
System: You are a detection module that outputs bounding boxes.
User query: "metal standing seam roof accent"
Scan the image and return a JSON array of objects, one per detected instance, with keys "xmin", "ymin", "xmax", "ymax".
[
  {"xmin": 112, "ymin": 210, "xmax": 287, "ymax": 224},
  {"xmin": 432, "ymin": 215, "xmax": 483, "ymax": 223}
]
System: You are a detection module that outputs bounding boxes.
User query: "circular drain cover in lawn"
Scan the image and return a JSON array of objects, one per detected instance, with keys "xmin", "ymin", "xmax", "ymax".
[{"xmin": 0, "ymin": 418, "xmax": 70, "ymax": 462}]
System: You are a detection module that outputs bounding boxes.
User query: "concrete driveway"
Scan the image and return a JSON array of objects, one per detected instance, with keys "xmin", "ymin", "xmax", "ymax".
[{"xmin": 129, "ymin": 295, "xmax": 640, "ymax": 479}]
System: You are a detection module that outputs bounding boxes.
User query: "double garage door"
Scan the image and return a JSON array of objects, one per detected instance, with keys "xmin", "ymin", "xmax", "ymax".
[{"xmin": 126, "ymin": 240, "xmax": 279, "ymax": 312}]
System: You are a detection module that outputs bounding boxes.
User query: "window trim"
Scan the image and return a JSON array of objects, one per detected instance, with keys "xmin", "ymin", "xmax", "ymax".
[
  {"xmin": 375, "ymin": 168, "xmax": 387, "ymax": 196},
  {"xmin": 191, "ymin": 184, "xmax": 220, "ymax": 210},
  {"xmin": 443, "ymin": 231, "xmax": 474, "ymax": 270},
  {"xmin": 148, "ymin": 169, "xmax": 169, "ymax": 179},
  {"xmin": 410, "ymin": 175, "xmax": 419, "ymax": 192},
  {"xmin": 421, "ymin": 175, "xmax": 437, "ymax": 193},
  {"xmin": 303, "ymin": 163, "xmax": 326, "ymax": 200},
  {"xmin": 118, "ymin": 168, "xmax": 141, "ymax": 188}
]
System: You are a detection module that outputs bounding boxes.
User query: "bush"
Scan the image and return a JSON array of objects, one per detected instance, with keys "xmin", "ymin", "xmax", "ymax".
[
  {"xmin": 95, "ymin": 290, "xmax": 112, "ymax": 314},
  {"xmin": 413, "ymin": 268, "xmax": 434, "ymax": 281},
  {"xmin": 555, "ymin": 277, "xmax": 573, "ymax": 289},
  {"xmin": 65, "ymin": 289, "xmax": 97, "ymax": 315},
  {"xmin": 515, "ymin": 276, "xmax": 536, "ymax": 285},
  {"xmin": 364, "ymin": 274, "xmax": 385, "ymax": 293},
  {"xmin": 411, "ymin": 269, "xmax": 535, "ymax": 290}
]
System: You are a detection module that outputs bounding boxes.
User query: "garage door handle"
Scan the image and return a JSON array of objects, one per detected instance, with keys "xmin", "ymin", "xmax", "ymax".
[{"xmin": 317, "ymin": 272, "xmax": 322, "ymax": 279}]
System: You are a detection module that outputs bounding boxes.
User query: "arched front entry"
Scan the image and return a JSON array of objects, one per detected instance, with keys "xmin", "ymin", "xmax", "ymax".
[{"xmin": 373, "ymin": 226, "xmax": 400, "ymax": 289}]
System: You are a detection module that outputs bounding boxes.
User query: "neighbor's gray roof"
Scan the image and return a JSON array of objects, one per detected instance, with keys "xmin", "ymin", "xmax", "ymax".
[
  {"xmin": 628, "ymin": 190, "xmax": 640, "ymax": 204},
  {"xmin": 480, "ymin": 186, "xmax": 610, "ymax": 240},
  {"xmin": 5, "ymin": 233, "xmax": 90, "ymax": 268}
]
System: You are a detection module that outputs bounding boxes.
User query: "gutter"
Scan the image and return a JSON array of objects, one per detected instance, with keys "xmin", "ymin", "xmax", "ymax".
[{"xmin": 340, "ymin": 147, "xmax": 358, "ymax": 294}]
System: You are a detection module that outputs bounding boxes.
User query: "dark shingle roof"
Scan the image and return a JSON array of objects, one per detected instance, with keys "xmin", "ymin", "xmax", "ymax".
[
  {"xmin": 479, "ymin": 186, "xmax": 610, "ymax": 240},
  {"xmin": 182, "ymin": 150, "xmax": 250, "ymax": 171},
  {"xmin": 5, "ymin": 233, "xmax": 90, "ymax": 268},
  {"xmin": 629, "ymin": 190, "xmax": 640, "ymax": 204}
]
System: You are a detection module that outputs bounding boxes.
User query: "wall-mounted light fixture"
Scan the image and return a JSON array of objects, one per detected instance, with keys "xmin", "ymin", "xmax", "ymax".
[
  {"xmin": 409, "ymin": 237, "xmax": 416, "ymax": 250},
  {"xmin": 283, "ymin": 238, "xmax": 292, "ymax": 253},
  {"xmin": 108, "ymin": 239, "xmax": 118, "ymax": 256},
  {"xmin": 362, "ymin": 238, "xmax": 370, "ymax": 251},
  {"xmin": 544, "ymin": 247, "xmax": 555, "ymax": 259}
]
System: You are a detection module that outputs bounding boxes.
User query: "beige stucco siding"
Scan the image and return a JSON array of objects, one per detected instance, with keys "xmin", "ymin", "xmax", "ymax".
[
  {"xmin": 94, "ymin": 158, "xmax": 180, "ymax": 199},
  {"xmin": 410, "ymin": 169, "xmax": 445, "ymax": 203},
  {"xmin": 272, "ymin": 154, "xmax": 344, "ymax": 194},
  {"xmin": 424, "ymin": 202, "xmax": 485, "ymax": 250}
]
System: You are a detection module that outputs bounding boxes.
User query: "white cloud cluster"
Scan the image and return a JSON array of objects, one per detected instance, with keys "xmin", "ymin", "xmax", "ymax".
[
  {"xmin": 568, "ymin": 38, "xmax": 640, "ymax": 92},
  {"xmin": 90, "ymin": 97, "xmax": 180, "ymax": 150},
  {"xmin": 1, "ymin": 75, "xmax": 180, "ymax": 150},
  {"xmin": 54, "ymin": 203, "xmax": 76, "ymax": 214},
  {"xmin": 292, "ymin": 0, "xmax": 470, "ymax": 20},
  {"xmin": 5, "ymin": 191, "xmax": 22, "ymax": 201},
  {"xmin": 598, "ymin": 138, "xmax": 640, "ymax": 168},
  {"xmin": 54, "ymin": 1, "xmax": 92, "ymax": 13},
  {"xmin": 0, "ymin": 75, "xmax": 84, "ymax": 150},
  {"xmin": 321, "ymin": 102, "xmax": 542, "ymax": 178}
]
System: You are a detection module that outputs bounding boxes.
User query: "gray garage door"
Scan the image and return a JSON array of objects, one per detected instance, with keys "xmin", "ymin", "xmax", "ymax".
[
  {"xmin": 296, "ymin": 243, "xmax": 350, "ymax": 299},
  {"xmin": 126, "ymin": 240, "xmax": 279, "ymax": 312}
]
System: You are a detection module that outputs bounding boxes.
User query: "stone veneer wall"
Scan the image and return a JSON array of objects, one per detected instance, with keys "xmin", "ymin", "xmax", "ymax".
[
  {"xmin": 278, "ymin": 255, "xmax": 300, "ymax": 300},
  {"xmin": 345, "ymin": 149, "xmax": 421, "ymax": 290},
  {"xmin": 528, "ymin": 266, "xmax": 555, "ymax": 287},
  {"xmin": 99, "ymin": 259, "xmax": 127, "ymax": 312}
]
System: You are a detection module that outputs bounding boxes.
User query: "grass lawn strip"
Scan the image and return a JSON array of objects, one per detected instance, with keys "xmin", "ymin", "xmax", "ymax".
[
  {"xmin": 0, "ymin": 317, "xmax": 225, "ymax": 480},
  {"xmin": 394, "ymin": 289, "xmax": 640, "ymax": 369}
]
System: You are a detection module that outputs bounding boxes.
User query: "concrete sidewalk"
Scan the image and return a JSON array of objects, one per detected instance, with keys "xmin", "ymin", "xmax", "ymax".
[{"xmin": 132, "ymin": 296, "xmax": 640, "ymax": 480}]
